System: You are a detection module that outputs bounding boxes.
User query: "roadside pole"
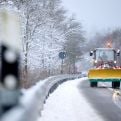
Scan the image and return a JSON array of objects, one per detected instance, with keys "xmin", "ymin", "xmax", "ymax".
[
  {"xmin": 0, "ymin": 8, "xmax": 21, "ymax": 116},
  {"xmin": 59, "ymin": 51, "xmax": 66, "ymax": 74}
]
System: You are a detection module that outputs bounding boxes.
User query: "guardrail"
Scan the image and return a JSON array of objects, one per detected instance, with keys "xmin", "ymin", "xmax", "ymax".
[{"xmin": 1, "ymin": 74, "xmax": 80, "ymax": 121}]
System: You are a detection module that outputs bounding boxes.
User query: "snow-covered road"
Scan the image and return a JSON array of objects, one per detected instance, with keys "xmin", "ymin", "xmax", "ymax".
[{"xmin": 38, "ymin": 77, "xmax": 105, "ymax": 121}]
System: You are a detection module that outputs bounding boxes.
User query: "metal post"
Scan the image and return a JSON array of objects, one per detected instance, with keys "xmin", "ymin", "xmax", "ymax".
[
  {"xmin": 59, "ymin": 51, "xmax": 66, "ymax": 74},
  {"xmin": 0, "ymin": 8, "xmax": 21, "ymax": 116},
  {"xmin": 61, "ymin": 59, "xmax": 64, "ymax": 74}
]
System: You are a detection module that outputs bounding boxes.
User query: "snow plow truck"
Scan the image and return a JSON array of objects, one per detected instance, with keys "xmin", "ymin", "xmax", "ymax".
[{"xmin": 88, "ymin": 47, "xmax": 121, "ymax": 88}]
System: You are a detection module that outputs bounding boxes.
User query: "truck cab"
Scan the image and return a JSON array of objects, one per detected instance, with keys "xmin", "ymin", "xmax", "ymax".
[{"xmin": 90, "ymin": 48, "xmax": 120, "ymax": 68}]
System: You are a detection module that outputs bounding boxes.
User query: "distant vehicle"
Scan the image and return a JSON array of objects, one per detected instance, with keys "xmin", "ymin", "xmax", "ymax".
[
  {"xmin": 81, "ymin": 71, "xmax": 87, "ymax": 77},
  {"xmin": 88, "ymin": 47, "xmax": 121, "ymax": 88}
]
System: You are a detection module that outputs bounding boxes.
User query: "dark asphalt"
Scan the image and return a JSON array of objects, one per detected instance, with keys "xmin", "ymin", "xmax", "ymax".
[{"xmin": 78, "ymin": 79, "xmax": 121, "ymax": 121}]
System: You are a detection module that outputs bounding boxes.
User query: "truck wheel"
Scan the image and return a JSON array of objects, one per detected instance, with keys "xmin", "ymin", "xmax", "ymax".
[
  {"xmin": 112, "ymin": 82, "xmax": 114, "ymax": 88},
  {"xmin": 90, "ymin": 82, "xmax": 97, "ymax": 87},
  {"xmin": 90, "ymin": 82, "xmax": 94, "ymax": 87},
  {"xmin": 112, "ymin": 82, "xmax": 120, "ymax": 89},
  {"xmin": 116, "ymin": 82, "xmax": 120, "ymax": 89}
]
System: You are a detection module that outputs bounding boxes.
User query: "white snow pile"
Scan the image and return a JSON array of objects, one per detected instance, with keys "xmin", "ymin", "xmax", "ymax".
[
  {"xmin": 1, "ymin": 75, "xmax": 79, "ymax": 121},
  {"xmin": 38, "ymin": 77, "xmax": 104, "ymax": 121}
]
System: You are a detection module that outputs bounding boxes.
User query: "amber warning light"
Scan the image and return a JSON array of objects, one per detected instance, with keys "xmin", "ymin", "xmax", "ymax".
[{"xmin": 106, "ymin": 42, "xmax": 112, "ymax": 48}]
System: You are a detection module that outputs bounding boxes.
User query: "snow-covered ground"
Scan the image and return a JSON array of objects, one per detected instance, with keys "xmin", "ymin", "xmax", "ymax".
[{"xmin": 38, "ymin": 77, "xmax": 105, "ymax": 121}]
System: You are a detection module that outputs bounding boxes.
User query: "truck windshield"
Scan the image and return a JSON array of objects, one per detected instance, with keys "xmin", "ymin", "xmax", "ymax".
[{"xmin": 96, "ymin": 49, "xmax": 114, "ymax": 61}]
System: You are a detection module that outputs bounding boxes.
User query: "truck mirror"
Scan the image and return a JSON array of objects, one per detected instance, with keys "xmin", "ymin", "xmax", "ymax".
[
  {"xmin": 90, "ymin": 51, "xmax": 93, "ymax": 56},
  {"xmin": 117, "ymin": 50, "xmax": 120, "ymax": 56}
]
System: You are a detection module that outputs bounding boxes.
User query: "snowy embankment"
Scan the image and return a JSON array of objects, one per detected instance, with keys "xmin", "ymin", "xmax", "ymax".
[
  {"xmin": 38, "ymin": 77, "xmax": 105, "ymax": 121},
  {"xmin": 1, "ymin": 75, "xmax": 79, "ymax": 121}
]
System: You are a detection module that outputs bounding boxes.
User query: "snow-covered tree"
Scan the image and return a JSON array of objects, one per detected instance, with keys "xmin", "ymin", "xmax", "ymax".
[
  {"xmin": 62, "ymin": 17, "xmax": 85, "ymax": 73},
  {"xmin": 0, "ymin": 0, "xmax": 86, "ymax": 86}
]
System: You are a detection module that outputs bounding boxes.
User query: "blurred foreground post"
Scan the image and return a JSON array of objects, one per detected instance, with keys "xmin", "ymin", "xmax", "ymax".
[{"xmin": 0, "ymin": 8, "xmax": 21, "ymax": 115}]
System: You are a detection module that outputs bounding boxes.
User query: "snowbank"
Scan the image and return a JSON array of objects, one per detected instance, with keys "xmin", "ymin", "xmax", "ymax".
[{"xmin": 38, "ymin": 77, "xmax": 104, "ymax": 121}]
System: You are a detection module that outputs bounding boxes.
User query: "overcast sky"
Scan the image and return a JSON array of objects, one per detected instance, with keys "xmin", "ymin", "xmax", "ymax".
[{"xmin": 62, "ymin": 0, "xmax": 121, "ymax": 37}]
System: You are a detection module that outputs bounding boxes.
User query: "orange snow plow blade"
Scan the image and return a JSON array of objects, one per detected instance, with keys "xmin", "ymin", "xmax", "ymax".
[{"xmin": 88, "ymin": 69, "xmax": 121, "ymax": 79}]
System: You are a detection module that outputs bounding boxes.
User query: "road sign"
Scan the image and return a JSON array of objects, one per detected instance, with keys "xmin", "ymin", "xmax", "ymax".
[{"xmin": 59, "ymin": 52, "xmax": 66, "ymax": 59}]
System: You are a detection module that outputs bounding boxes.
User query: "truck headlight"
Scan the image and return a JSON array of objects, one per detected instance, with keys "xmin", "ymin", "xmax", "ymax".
[{"xmin": 95, "ymin": 60, "xmax": 97, "ymax": 63}]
